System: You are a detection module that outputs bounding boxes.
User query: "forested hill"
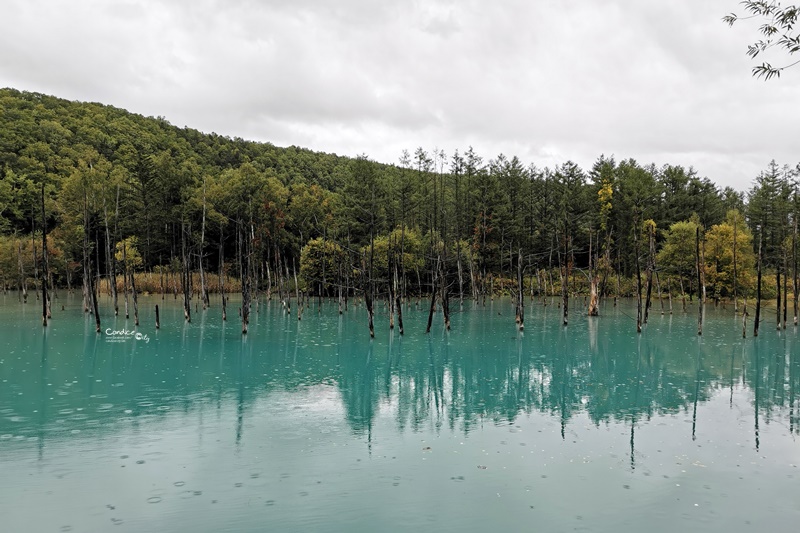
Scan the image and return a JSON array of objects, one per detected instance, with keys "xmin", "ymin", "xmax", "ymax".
[
  {"xmin": 0, "ymin": 87, "xmax": 797, "ymax": 322},
  {"xmin": 0, "ymin": 87, "xmax": 359, "ymax": 208}
]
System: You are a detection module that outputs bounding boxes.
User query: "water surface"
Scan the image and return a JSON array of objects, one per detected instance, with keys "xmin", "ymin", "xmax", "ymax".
[{"xmin": 1, "ymin": 294, "xmax": 798, "ymax": 532}]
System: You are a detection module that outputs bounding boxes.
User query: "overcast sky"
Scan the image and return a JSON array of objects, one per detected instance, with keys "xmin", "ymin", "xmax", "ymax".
[{"xmin": 2, "ymin": 0, "xmax": 798, "ymax": 191}]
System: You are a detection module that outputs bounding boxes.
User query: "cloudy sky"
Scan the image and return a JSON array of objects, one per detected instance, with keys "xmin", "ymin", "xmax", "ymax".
[{"xmin": 2, "ymin": 0, "xmax": 798, "ymax": 191}]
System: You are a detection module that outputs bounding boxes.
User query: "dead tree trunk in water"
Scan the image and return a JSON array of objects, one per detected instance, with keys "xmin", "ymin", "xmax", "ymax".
[
  {"xmin": 441, "ymin": 251, "xmax": 451, "ymax": 331},
  {"xmin": 742, "ymin": 298, "xmax": 748, "ymax": 338},
  {"xmin": 394, "ymin": 262, "xmax": 404, "ymax": 334},
  {"xmin": 754, "ymin": 231, "xmax": 762, "ymax": 337},
  {"xmin": 793, "ymin": 208, "xmax": 798, "ymax": 326},
  {"xmin": 111, "ymin": 186, "xmax": 120, "ymax": 315},
  {"xmin": 516, "ymin": 249, "xmax": 525, "ymax": 330},
  {"xmin": 294, "ymin": 258, "xmax": 302, "ymax": 321},
  {"xmin": 588, "ymin": 231, "xmax": 599, "ymax": 317},
  {"xmin": 199, "ymin": 178, "xmax": 209, "ymax": 310},
  {"xmin": 388, "ymin": 247, "xmax": 396, "ymax": 330},
  {"xmin": 130, "ymin": 255, "xmax": 139, "ymax": 327},
  {"xmin": 17, "ymin": 236, "xmax": 27, "ymax": 303},
  {"xmin": 241, "ymin": 222, "xmax": 250, "ymax": 335},
  {"xmin": 776, "ymin": 265, "xmax": 782, "ymax": 331},
  {"xmin": 782, "ymin": 249, "xmax": 788, "ymax": 329},
  {"xmin": 426, "ymin": 254, "xmax": 439, "ymax": 334},
  {"xmin": 733, "ymin": 214, "xmax": 739, "ymax": 314},
  {"xmin": 41, "ymin": 182, "xmax": 49, "ymax": 326},
  {"xmin": 82, "ymin": 191, "xmax": 101, "ymax": 332},
  {"xmin": 634, "ymin": 227, "xmax": 642, "ymax": 333},
  {"xmin": 364, "ymin": 251, "xmax": 375, "ymax": 338},
  {"xmin": 644, "ymin": 222, "xmax": 655, "ymax": 325},
  {"xmin": 696, "ymin": 226, "xmax": 703, "ymax": 336},
  {"xmin": 456, "ymin": 242, "xmax": 464, "ymax": 308},
  {"xmin": 561, "ymin": 236, "xmax": 570, "ymax": 326},
  {"xmin": 337, "ymin": 262, "xmax": 343, "ymax": 315},
  {"xmin": 666, "ymin": 276, "xmax": 673, "ymax": 314},
  {"xmin": 219, "ymin": 224, "xmax": 226, "ymax": 321},
  {"xmin": 89, "ymin": 255, "xmax": 101, "ymax": 333},
  {"xmin": 182, "ymin": 223, "xmax": 191, "ymax": 323},
  {"xmin": 32, "ymin": 222, "xmax": 38, "ymax": 300}
]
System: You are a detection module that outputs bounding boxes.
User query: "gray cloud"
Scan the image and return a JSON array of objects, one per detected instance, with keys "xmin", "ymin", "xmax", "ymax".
[{"xmin": 2, "ymin": 0, "xmax": 798, "ymax": 191}]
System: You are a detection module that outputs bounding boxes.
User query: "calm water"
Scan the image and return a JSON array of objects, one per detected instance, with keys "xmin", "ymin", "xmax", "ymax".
[{"xmin": 1, "ymin": 293, "xmax": 798, "ymax": 532}]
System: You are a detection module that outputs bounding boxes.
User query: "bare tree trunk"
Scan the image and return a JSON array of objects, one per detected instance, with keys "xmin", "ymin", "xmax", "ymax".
[
  {"xmin": 130, "ymin": 255, "xmax": 139, "ymax": 327},
  {"xmin": 696, "ymin": 226, "xmax": 703, "ymax": 336},
  {"xmin": 389, "ymin": 247, "xmax": 396, "ymax": 330},
  {"xmin": 219, "ymin": 225, "xmax": 226, "ymax": 321},
  {"xmin": 266, "ymin": 257, "xmax": 272, "ymax": 301},
  {"xmin": 667, "ymin": 276, "xmax": 673, "ymax": 314},
  {"xmin": 783, "ymin": 248, "xmax": 788, "ymax": 329},
  {"xmin": 84, "ymin": 194, "xmax": 101, "ymax": 333},
  {"xmin": 777, "ymin": 267, "xmax": 782, "ymax": 331},
  {"xmin": 635, "ymin": 228, "xmax": 642, "ymax": 333},
  {"xmin": 733, "ymin": 214, "xmax": 738, "ymax": 314},
  {"xmin": 89, "ymin": 254, "xmax": 101, "ymax": 333},
  {"xmin": 103, "ymin": 200, "xmax": 116, "ymax": 315},
  {"xmin": 561, "ymin": 238, "xmax": 570, "ymax": 326},
  {"xmin": 588, "ymin": 231, "xmax": 599, "ymax": 317},
  {"xmin": 742, "ymin": 298, "xmax": 748, "ymax": 338},
  {"xmin": 338, "ymin": 262, "xmax": 343, "ymax": 315},
  {"xmin": 517, "ymin": 249, "xmax": 525, "ymax": 330},
  {"xmin": 122, "ymin": 242, "xmax": 129, "ymax": 319},
  {"xmin": 241, "ymin": 223, "xmax": 250, "ymax": 335},
  {"xmin": 754, "ymin": 231, "xmax": 762, "ymax": 337},
  {"xmin": 394, "ymin": 262, "xmax": 404, "ymax": 334},
  {"xmin": 294, "ymin": 258, "xmax": 302, "ymax": 321},
  {"xmin": 644, "ymin": 223, "xmax": 655, "ymax": 325},
  {"xmin": 32, "ymin": 222, "xmax": 38, "ymax": 300},
  {"xmin": 365, "ymin": 252, "xmax": 375, "ymax": 338},
  {"xmin": 656, "ymin": 271, "xmax": 664, "ymax": 315},
  {"xmin": 182, "ymin": 223, "xmax": 191, "ymax": 323},
  {"xmin": 456, "ymin": 242, "xmax": 464, "ymax": 308},
  {"xmin": 426, "ymin": 254, "xmax": 439, "ymax": 334},
  {"xmin": 199, "ymin": 178, "xmax": 209, "ymax": 310},
  {"xmin": 794, "ymin": 211, "xmax": 798, "ymax": 326},
  {"xmin": 468, "ymin": 248, "xmax": 477, "ymax": 300},
  {"xmin": 541, "ymin": 269, "xmax": 548, "ymax": 306},
  {"xmin": 17, "ymin": 237, "xmax": 27, "ymax": 303},
  {"xmin": 441, "ymin": 251, "xmax": 450, "ymax": 331},
  {"xmin": 41, "ymin": 183, "xmax": 49, "ymax": 326},
  {"xmin": 680, "ymin": 276, "xmax": 686, "ymax": 312}
]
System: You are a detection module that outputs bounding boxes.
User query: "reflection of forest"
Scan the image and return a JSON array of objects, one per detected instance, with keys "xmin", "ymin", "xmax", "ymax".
[
  {"xmin": 336, "ymin": 327, "xmax": 800, "ymax": 438},
  {"xmin": 1, "ymin": 310, "xmax": 798, "ymax": 445}
]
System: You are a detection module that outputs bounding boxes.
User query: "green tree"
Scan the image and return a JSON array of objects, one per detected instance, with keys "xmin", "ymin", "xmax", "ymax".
[
  {"xmin": 704, "ymin": 210, "xmax": 756, "ymax": 299},
  {"xmin": 658, "ymin": 219, "xmax": 702, "ymax": 298}
]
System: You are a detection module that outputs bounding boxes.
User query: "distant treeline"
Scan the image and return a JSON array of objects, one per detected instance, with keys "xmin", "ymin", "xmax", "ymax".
[{"xmin": 1, "ymin": 88, "xmax": 798, "ymax": 334}]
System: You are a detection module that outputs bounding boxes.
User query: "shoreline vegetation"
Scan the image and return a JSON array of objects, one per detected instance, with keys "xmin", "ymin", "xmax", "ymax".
[
  {"xmin": 1, "ymin": 88, "xmax": 799, "ymax": 336},
  {"xmin": 3, "ymin": 269, "xmax": 794, "ymax": 314}
]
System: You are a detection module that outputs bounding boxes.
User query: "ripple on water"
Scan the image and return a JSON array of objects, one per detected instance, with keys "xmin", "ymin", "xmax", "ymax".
[{"xmin": 147, "ymin": 496, "xmax": 162, "ymax": 504}]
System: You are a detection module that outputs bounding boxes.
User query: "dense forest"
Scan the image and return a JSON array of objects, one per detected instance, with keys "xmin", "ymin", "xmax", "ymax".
[{"xmin": 1, "ymin": 88, "xmax": 798, "ymax": 335}]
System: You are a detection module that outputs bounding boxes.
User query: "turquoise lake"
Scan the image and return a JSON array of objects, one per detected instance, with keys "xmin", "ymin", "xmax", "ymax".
[{"xmin": 0, "ymin": 293, "xmax": 798, "ymax": 532}]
